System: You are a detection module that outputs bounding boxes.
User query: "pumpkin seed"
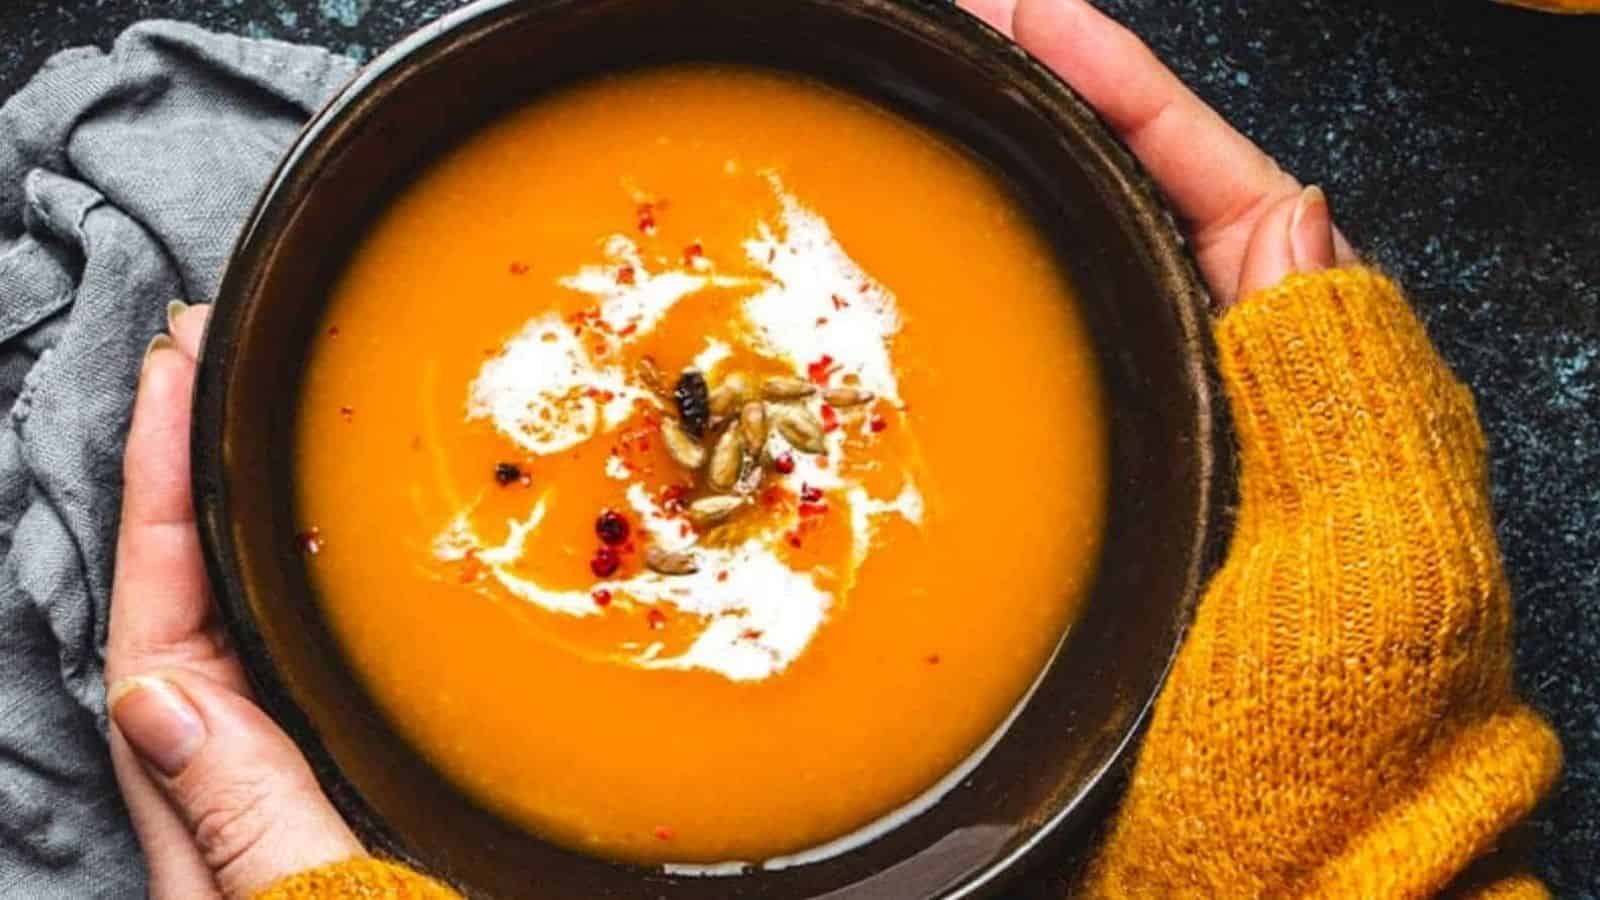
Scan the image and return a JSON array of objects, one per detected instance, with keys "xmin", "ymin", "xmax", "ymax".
[
  {"xmin": 660, "ymin": 419, "xmax": 706, "ymax": 470},
  {"xmin": 739, "ymin": 401, "xmax": 768, "ymax": 451},
  {"xmin": 708, "ymin": 425, "xmax": 744, "ymax": 491},
  {"xmin": 761, "ymin": 376, "xmax": 817, "ymax": 400},
  {"xmin": 772, "ymin": 406, "xmax": 826, "ymax": 453},
  {"xmin": 822, "ymin": 387, "xmax": 874, "ymax": 408},
  {"xmin": 709, "ymin": 373, "xmax": 751, "ymax": 417},
  {"xmin": 688, "ymin": 495, "xmax": 745, "ymax": 527},
  {"xmin": 735, "ymin": 455, "xmax": 765, "ymax": 496},
  {"xmin": 645, "ymin": 547, "xmax": 699, "ymax": 576}
]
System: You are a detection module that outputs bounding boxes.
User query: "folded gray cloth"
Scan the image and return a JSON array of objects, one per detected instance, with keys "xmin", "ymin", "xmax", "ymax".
[{"xmin": 0, "ymin": 22, "xmax": 355, "ymax": 897}]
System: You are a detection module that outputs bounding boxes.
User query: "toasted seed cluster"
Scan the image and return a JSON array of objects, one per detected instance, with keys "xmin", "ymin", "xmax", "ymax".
[{"xmin": 634, "ymin": 361, "xmax": 875, "ymax": 575}]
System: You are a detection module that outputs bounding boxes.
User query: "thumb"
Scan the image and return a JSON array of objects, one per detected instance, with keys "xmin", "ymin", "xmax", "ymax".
[
  {"xmin": 1233, "ymin": 185, "xmax": 1337, "ymax": 303},
  {"xmin": 108, "ymin": 671, "xmax": 366, "ymax": 899}
]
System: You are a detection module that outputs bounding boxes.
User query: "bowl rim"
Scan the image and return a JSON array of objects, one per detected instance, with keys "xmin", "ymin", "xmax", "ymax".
[{"xmin": 191, "ymin": 0, "xmax": 1229, "ymax": 896}]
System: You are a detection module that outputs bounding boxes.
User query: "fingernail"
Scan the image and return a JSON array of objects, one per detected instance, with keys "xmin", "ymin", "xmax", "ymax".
[
  {"xmin": 1289, "ymin": 185, "xmax": 1324, "ymax": 235},
  {"xmin": 1288, "ymin": 185, "xmax": 1335, "ymax": 272},
  {"xmin": 144, "ymin": 333, "xmax": 176, "ymax": 365},
  {"xmin": 166, "ymin": 299, "xmax": 190, "ymax": 332},
  {"xmin": 108, "ymin": 676, "xmax": 206, "ymax": 777}
]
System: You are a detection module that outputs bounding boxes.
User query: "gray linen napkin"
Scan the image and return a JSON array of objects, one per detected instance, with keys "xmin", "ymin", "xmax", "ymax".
[{"xmin": 0, "ymin": 22, "xmax": 354, "ymax": 897}]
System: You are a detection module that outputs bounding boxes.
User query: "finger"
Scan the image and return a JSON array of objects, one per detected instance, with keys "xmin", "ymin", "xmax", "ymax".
[
  {"xmin": 110, "ymin": 730, "xmax": 222, "ymax": 899},
  {"xmin": 108, "ymin": 672, "xmax": 366, "ymax": 900},
  {"xmin": 1235, "ymin": 186, "xmax": 1339, "ymax": 301},
  {"xmin": 108, "ymin": 336, "xmax": 249, "ymax": 896},
  {"xmin": 960, "ymin": 0, "xmax": 1019, "ymax": 34},
  {"xmin": 167, "ymin": 302, "xmax": 212, "ymax": 359},
  {"xmin": 106, "ymin": 340, "xmax": 240, "ymax": 684},
  {"xmin": 1233, "ymin": 194, "xmax": 1300, "ymax": 301},
  {"xmin": 1334, "ymin": 228, "xmax": 1360, "ymax": 266},
  {"xmin": 1288, "ymin": 186, "xmax": 1337, "ymax": 274},
  {"xmin": 1011, "ymin": 0, "xmax": 1301, "ymax": 235}
]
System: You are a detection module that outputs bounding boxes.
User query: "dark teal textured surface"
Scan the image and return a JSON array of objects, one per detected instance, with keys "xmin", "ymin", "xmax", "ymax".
[{"xmin": 1, "ymin": 0, "xmax": 1594, "ymax": 895}]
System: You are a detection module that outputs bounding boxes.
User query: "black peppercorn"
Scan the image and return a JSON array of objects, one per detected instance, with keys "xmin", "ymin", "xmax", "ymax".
[{"xmin": 673, "ymin": 369, "xmax": 710, "ymax": 437}]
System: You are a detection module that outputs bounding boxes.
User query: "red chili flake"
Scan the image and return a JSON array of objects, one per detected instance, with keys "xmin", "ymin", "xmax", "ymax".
[
  {"xmin": 652, "ymin": 825, "xmax": 675, "ymax": 841},
  {"xmin": 338, "ymin": 405, "xmax": 354, "ymax": 423},
  {"xmin": 326, "ymin": 325, "xmax": 341, "ymax": 337},
  {"xmin": 767, "ymin": 247, "xmax": 777, "ymax": 264},
  {"xmin": 800, "ymin": 484, "xmax": 823, "ymax": 504},
  {"xmin": 762, "ymin": 486, "xmax": 788, "ymax": 508},
  {"xmin": 495, "ymin": 462, "xmax": 525, "ymax": 486},
  {"xmin": 717, "ymin": 570, "xmax": 729, "ymax": 583},
  {"xmin": 678, "ymin": 522, "xmax": 691, "ymax": 538},
  {"xmin": 616, "ymin": 323, "xmax": 638, "ymax": 337},
  {"xmin": 585, "ymin": 387, "xmax": 616, "ymax": 403},
  {"xmin": 740, "ymin": 628, "xmax": 764, "ymax": 641},
  {"xmin": 590, "ymin": 546, "xmax": 620, "ymax": 578},
  {"xmin": 806, "ymin": 354, "xmax": 836, "ymax": 385},
  {"xmin": 820, "ymin": 404, "xmax": 838, "ymax": 433},
  {"xmin": 294, "ymin": 527, "xmax": 323, "ymax": 555},
  {"xmin": 616, "ymin": 264, "xmax": 636, "ymax": 286},
  {"xmin": 592, "ymin": 589, "xmax": 613, "ymax": 608},
  {"xmin": 786, "ymin": 531, "xmax": 803, "ymax": 549},
  {"xmin": 595, "ymin": 510, "xmax": 631, "ymax": 546},
  {"xmin": 647, "ymin": 608, "xmax": 667, "ymax": 630},
  {"xmin": 926, "ymin": 653, "xmax": 941, "ymax": 665},
  {"xmin": 799, "ymin": 502, "xmax": 828, "ymax": 518},
  {"xmin": 459, "ymin": 553, "xmax": 486, "ymax": 584},
  {"xmin": 509, "ymin": 261, "xmax": 530, "ymax": 275},
  {"xmin": 815, "ymin": 317, "xmax": 829, "ymax": 326},
  {"xmin": 773, "ymin": 452, "xmax": 795, "ymax": 475},
  {"xmin": 637, "ymin": 202, "xmax": 657, "ymax": 235},
  {"xmin": 660, "ymin": 484, "xmax": 690, "ymax": 514},
  {"xmin": 870, "ymin": 415, "xmax": 889, "ymax": 433},
  {"xmin": 831, "ymin": 294, "xmax": 849, "ymax": 311},
  {"xmin": 683, "ymin": 241, "xmax": 704, "ymax": 266}
]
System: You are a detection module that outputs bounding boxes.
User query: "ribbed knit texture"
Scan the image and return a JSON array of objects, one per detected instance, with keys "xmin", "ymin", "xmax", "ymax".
[
  {"xmin": 1080, "ymin": 268, "xmax": 1561, "ymax": 898},
  {"xmin": 252, "ymin": 858, "xmax": 458, "ymax": 899},
  {"xmin": 248, "ymin": 269, "xmax": 1560, "ymax": 899}
]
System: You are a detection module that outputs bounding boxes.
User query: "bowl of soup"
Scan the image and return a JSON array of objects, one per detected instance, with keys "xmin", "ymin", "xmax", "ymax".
[{"xmin": 192, "ymin": 0, "xmax": 1229, "ymax": 896}]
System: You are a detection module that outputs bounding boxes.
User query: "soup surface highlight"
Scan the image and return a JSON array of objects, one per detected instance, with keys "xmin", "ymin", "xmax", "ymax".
[{"xmin": 295, "ymin": 64, "xmax": 1105, "ymax": 865}]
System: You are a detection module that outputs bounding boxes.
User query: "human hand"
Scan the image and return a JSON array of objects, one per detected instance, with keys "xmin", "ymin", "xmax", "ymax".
[
  {"xmin": 958, "ymin": 4, "xmax": 1559, "ymax": 896},
  {"xmin": 104, "ymin": 304, "xmax": 365, "ymax": 900},
  {"xmin": 962, "ymin": 0, "xmax": 1357, "ymax": 307}
]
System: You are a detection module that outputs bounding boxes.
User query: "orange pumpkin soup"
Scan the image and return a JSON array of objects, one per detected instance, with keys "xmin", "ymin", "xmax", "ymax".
[{"xmin": 295, "ymin": 64, "xmax": 1105, "ymax": 866}]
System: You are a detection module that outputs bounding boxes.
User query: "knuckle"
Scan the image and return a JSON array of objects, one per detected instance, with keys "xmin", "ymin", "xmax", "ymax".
[{"xmin": 185, "ymin": 772, "xmax": 279, "ymax": 877}]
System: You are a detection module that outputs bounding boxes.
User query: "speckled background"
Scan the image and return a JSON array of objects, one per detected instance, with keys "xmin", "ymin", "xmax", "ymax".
[{"xmin": 2, "ymin": 0, "xmax": 1595, "ymax": 896}]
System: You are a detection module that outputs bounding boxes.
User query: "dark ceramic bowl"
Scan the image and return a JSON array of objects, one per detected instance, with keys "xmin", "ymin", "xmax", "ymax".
[{"xmin": 192, "ymin": 0, "xmax": 1229, "ymax": 897}]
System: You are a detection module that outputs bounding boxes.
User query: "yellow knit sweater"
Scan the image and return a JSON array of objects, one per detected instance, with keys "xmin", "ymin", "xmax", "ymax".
[{"xmin": 254, "ymin": 269, "xmax": 1560, "ymax": 900}]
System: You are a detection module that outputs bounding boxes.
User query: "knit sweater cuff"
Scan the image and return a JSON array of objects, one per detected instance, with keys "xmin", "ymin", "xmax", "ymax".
[
  {"xmin": 251, "ymin": 857, "xmax": 460, "ymax": 899},
  {"xmin": 1214, "ymin": 266, "xmax": 1488, "ymax": 513}
]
